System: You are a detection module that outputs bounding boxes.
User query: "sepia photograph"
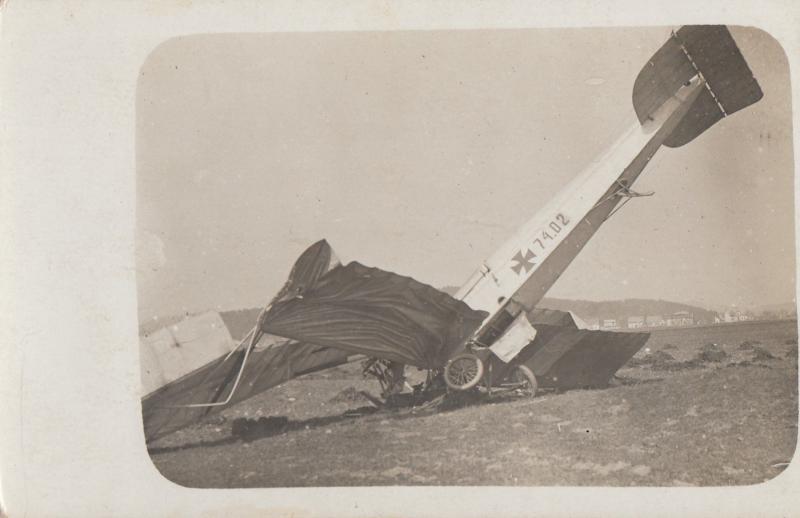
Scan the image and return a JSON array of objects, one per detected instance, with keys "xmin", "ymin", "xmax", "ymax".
[
  {"xmin": 4, "ymin": 2, "xmax": 800, "ymax": 516},
  {"xmin": 136, "ymin": 25, "xmax": 796, "ymax": 488}
]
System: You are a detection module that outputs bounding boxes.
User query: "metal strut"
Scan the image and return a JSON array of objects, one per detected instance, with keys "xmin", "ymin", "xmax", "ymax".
[
  {"xmin": 615, "ymin": 179, "xmax": 654, "ymax": 199},
  {"xmin": 605, "ymin": 180, "xmax": 655, "ymax": 220},
  {"xmin": 590, "ymin": 179, "xmax": 655, "ymax": 221}
]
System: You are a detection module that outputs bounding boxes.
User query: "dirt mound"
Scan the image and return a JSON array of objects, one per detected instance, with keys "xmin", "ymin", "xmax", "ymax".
[
  {"xmin": 647, "ymin": 351, "xmax": 677, "ymax": 370},
  {"xmin": 628, "ymin": 350, "xmax": 674, "ymax": 368},
  {"xmin": 738, "ymin": 340, "xmax": 762, "ymax": 351},
  {"xmin": 627, "ymin": 350, "xmax": 703, "ymax": 372},
  {"xmin": 650, "ymin": 350, "xmax": 676, "ymax": 362},
  {"xmin": 610, "ymin": 375, "xmax": 658, "ymax": 386},
  {"xmin": 655, "ymin": 358, "xmax": 703, "ymax": 372},
  {"xmin": 328, "ymin": 387, "xmax": 371, "ymax": 404},
  {"xmin": 730, "ymin": 360, "xmax": 770, "ymax": 369},
  {"xmin": 626, "ymin": 356, "xmax": 649, "ymax": 368},
  {"xmin": 696, "ymin": 343, "xmax": 729, "ymax": 363},
  {"xmin": 231, "ymin": 416, "xmax": 289, "ymax": 440},
  {"xmin": 751, "ymin": 347, "xmax": 777, "ymax": 361}
]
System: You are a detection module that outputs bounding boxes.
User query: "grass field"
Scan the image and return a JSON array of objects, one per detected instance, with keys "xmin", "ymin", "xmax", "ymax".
[{"xmin": 148, "ymin": 320, "xmax": 798, "ymax": 487}]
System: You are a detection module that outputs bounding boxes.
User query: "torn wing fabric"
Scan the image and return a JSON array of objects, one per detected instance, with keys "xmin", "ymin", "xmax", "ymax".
[{"xmin": 260, "ymin": 262, "xmax": 489, "ymax": 369}]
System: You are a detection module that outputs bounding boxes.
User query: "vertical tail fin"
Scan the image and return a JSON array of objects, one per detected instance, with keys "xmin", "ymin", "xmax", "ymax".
[{"xmin": 633, "ymin": 25, "xmax": 763, "ymax": 147}]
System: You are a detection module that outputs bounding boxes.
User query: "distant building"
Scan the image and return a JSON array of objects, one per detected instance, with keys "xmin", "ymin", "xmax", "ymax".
[
  {"xmin": 666, "ymin": 311, "xmax": 694, "ymax": 327},
  {"xmin": 646, "ymin": 315, "xmax": 664, "ymax": 327},
  {"xmin": 723, "ymin": 310, "xmax": 742, "ymax": 323},
  {"xmin": 602, "ymin": 318, "xmax": 618, "ymax": 330},
  {"xmin": 627, "ymin": 316, "xmax": 645, "ymax": 329},
  {"xmin": 585, "ymin": 318, "xmax": 601, "ymax": 331}
]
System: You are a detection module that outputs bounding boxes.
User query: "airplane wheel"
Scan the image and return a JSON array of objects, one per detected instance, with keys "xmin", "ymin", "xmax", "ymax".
[
  {"xmin": 444, "ymin": 353, "xmax": 484, "ymax": 391},
  {"xmin": 509, "ymin": 364, "xmax": 538, "ymax": 397}
]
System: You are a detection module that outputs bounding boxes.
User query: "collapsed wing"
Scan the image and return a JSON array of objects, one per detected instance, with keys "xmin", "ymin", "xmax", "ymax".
[
  {"xmin": 141, "ymin": 239, "xmax": 346, "ymax": 442},
  {"xmin": 142, "ymin": 239, "xmax": 487, "ymax": 441},
  {"xmin": 142, "ymin": 337, "xmax": 349, "ymax": 442},
  {"xmin": 260, "ymin": 261, "xmax": 489, "ymax": 369}
]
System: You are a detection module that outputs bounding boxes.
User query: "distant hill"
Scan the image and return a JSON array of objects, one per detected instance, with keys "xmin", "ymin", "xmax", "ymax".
[
  {"xmin": 748, "ymin": 301, "xmax": 797, "ymax": 317},
  {"xmin": 438, "ymin": 286, "xmax": 716, "ymax": 325},
  {"xmin": 537, "ymin": 297, "xmax": 717, "ymax": 325}
]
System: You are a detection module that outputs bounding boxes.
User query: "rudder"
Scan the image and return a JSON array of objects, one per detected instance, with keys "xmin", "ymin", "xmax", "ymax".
[{"xmin": 632, "ymin": 25, "xmax": 763, "ymax": 147}]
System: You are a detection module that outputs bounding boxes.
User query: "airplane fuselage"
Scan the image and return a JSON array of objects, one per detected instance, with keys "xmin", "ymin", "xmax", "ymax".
[{"xmin": 456, "ymin": 75, "xmax": 707, "ymax": 345}]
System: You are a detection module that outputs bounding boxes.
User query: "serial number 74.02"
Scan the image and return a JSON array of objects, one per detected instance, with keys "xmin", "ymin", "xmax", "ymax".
[{"xmin": 532, "ymin": 213, "xmax": 570, "ymax": 250}]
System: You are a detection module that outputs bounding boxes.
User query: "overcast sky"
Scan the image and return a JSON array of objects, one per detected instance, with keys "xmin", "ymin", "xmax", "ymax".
[{"xmin": 136, "ymin": 26, "xmax": 794, "ymax": 322}]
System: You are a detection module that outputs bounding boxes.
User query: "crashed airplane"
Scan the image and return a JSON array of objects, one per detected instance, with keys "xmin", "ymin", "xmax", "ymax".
[{"xmin": 141, "ymin": 25, "xmax": 763, "ymax": 442}]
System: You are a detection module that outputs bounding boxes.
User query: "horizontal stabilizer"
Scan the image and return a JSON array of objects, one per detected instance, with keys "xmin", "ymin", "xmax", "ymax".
[
  {"xmin": 633, "ymin": 25, "xmax": 763, "ymax": 147},
  {"xmin": 515, "ymin": 324, "xmax": 650, "ymax": 390}
]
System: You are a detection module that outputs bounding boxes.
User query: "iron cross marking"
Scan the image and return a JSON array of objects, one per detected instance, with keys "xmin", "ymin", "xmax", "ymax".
[{"xmin": 511, "ymin": 249, "xmax": 537, "ymax": 275}]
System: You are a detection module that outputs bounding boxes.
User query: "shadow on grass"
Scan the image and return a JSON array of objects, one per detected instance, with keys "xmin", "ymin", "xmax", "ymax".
[{"xmin": 147, "ymin": 406, "xmax": 382, "ymax": 454}]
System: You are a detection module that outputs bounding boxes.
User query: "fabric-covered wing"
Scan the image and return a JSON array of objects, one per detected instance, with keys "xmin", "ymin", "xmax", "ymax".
[
  {"xmin": 260, "ymin": 262, "xmax": 489, "ymax": 369},
  {"xmin": 141, "ymin": 239, "xmax": 345, "ymax": 442},
  {"xmin": 142, "ymin": 337, "xmax": 349, "ymax": 442}
]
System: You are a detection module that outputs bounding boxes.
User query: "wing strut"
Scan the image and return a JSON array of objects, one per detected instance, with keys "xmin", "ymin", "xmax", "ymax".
[{"xmin": 163, "ymin": 306, "xmax": 270, "ymax": 409}]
